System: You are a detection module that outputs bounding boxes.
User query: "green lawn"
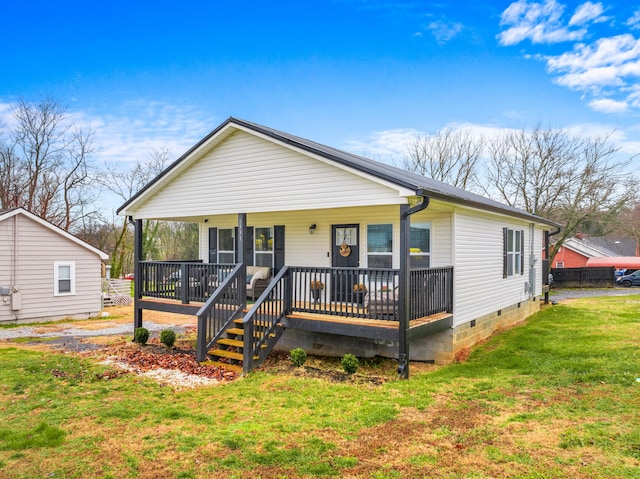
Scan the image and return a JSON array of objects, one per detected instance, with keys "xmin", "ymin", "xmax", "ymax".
[{"xmin": 0, "ymin": 295, "xmax": 639, "ymax": 478}]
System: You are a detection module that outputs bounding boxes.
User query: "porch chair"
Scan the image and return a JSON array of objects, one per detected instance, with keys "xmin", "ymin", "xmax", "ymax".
[
  {"xmin": 246, "ymin": 266, "xmax": 272, "ymax": 301},
  {"xmin": 364, "ymin": 286, "xmax": 399, "ymax": 318}
]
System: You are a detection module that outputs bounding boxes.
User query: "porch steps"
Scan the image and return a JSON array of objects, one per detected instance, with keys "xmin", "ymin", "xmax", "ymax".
[
  {"xmin": 209, "ymin": 349, "xmax": 245, "ymax": 361},
  {"xmin": 206, "ymin": 318, "xmax": 280, "ymax": 373},
  {"xmin": 202, "ymin": 360, "xmax": 243, "ymax": 374},
  {"xmin": 217, "ymin": 338, "xmax": 243, "ymax": 348}
]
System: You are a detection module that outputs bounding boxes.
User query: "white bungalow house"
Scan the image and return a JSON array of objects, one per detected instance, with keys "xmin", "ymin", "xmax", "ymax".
[
  {"xmin": 0, "ymin": 208, "xmax": 109, "ymax": 323},
  {"xmin": 118, "ymin": 118, "xmax": 558, "ymax": 377}
]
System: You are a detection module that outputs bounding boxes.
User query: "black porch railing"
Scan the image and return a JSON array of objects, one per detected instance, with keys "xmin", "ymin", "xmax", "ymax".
[
  {"xmin": 139, "ymin": 261, "xmax": 454, "ymax": 321},
  {"xmin": 139, "ymin": 262, "xmax": 453, "ymax": 369},
  {"xmin": 139, "ymin": 261, "xmax": 236, "ymax": 303},
  {"xmin": 289, "ymin": 266, "xmax": 453, "ymax": 320},
  {"xmin": 195, "ymin": 263, "xmax": 245, "ymax": 362},
  {"xmin": 241, "ymin": 267, "xmax": 290, "ymax": 372}
]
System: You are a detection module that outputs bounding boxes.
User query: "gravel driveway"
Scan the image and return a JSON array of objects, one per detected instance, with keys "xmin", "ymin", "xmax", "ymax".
[
  {"xmin": 551, "ymin": 286, "xmax": 640, "ymax": 302},
  {"xmin": 0, "ymin": 320, "xmax": 187, "ymax": 341},
  {"xmin": 0, "ymin": 306, "xmax": 195, "ymax": 352}
]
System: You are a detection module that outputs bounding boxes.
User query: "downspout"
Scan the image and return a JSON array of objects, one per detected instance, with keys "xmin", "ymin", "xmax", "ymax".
[
  {"xmin": 12, "ymin": 215, "xmax": 17, "ymax": 293},
  {"xmin": 12, "ymin": 215, "xmax": 18, "ymax": 320},
  {"xmin": 398, "ymin": 189, "xmax": 430, "ymax": 380},
  {"xmin": 544, "ymin": 225, "xmax": 562, "ymax": 304},
  {"xmin": 129, "ymin": 216, "xmax": 143, "ymax": 332}
]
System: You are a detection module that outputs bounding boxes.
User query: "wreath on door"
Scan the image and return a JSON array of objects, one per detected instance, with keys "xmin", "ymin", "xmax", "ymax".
[{"xmin": 339, "ymin": 241, "xmax": 352, "ymax": 257}]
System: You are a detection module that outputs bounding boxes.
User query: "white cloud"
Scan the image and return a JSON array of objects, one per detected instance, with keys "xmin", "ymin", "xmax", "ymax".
[
  {"xmin": 625, "ymin": 9, "xmax": 640, "ymax": 30},
  {"xmin": 0, "ymin": 102, "xmax": 19, "ymax": 131},
  {"xmin": 79, "ymin": 101, "xmax": 213, "ymax": 166},
  {"xmin": 498, "ymin": 0, "xmax": 640, "ymax": 115},
  {"xmin": 0, "ymin": 98, "xmax": 213, "ymax": 166},
  {"xmin": 498, "ymin": 0, "xmax": 608, "ymax": 46},
  {"xmin": 350, "ymin": 121, "xmax": 640, "ymax": 176},
  {"xmin": 588, "ymin": 98, "xmax": 629, "ymax": 113},
  {"xmin": 343, "ymin": 128, "xmax": 420, "ymax": 163},
  {"xmin": 569, "ymin": 1, "xmax": 606, "ymax": 26},
  {"xmin": 545, "ymin": 34, "xmax": 640, "ymax": 99},
  {"xmin": 342, "ymin": 123, "xmax": 516, "ymax": 165},
  {"xmin": 498, "ymin": 0, "xmax": 584, "ymax": 45},
  {"xmin": 426, "ymin": 20, "xmax": 464, "ymax": 45}
]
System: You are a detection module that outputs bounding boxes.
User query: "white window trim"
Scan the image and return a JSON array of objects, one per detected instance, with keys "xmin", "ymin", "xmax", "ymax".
[
  {"xmin": 505, "ymin": 228, "xmax": 523, "ymax": 277},
  {"xmin": 54, "ymin": 261, "xmax": 76, "ymax": 296}
]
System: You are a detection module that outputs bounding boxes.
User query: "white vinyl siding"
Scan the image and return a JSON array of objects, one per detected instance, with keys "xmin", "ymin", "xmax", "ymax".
[
  {"xmin": 0, "ymin": 214, "xmax": 103, "ymax": 323},
  {"xmin": 129, "ymin": 130, "xmax": 410, "ymax": 219},
  {"xmin": 453, "ymin": 209, "xmax": 532, "ymax": 326},
  {"xmin": 198, "ymin": 204, "xmax": 455, "ymax": 271}
]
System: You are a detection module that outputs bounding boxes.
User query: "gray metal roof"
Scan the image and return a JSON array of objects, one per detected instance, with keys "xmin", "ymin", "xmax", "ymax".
[{"xmin": 118, "ymin": 117, "xmax": 559, "ymax": 228}]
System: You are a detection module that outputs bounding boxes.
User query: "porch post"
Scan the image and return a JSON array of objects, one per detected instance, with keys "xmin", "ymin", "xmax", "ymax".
[
  {"xmin": 237, "ymin": 213, "xmax": 247, "ymax": 300},
  {"xmin": 133, "ymin": 218, "xmax": 143, "ymax": 333},
  {"xmin": 398, "ymin": 204, "xmax": 410, "ymax": 379}
]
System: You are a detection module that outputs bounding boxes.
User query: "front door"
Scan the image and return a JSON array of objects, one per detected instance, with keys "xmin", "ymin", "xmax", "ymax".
[{"xmin": 331, "ymin": 224, "xmax": 359, "ymax": 302}]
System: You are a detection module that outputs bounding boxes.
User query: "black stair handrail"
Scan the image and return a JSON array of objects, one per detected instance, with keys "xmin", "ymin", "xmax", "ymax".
[
  {"xmin": 242, "ymin": 266, "xmax": 291, "ymax": 372},
  {"xmin": 195, "ymin": 263, "xmax": 245, "ymax": 362}
]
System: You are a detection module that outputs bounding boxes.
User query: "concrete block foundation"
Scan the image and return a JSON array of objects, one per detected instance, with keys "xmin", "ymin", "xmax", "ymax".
[{"xmin": 275, "ymin": 297, "xmax": 541, "ymax": 364}]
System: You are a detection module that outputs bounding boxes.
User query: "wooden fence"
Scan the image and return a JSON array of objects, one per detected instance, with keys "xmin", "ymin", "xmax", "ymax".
[{"xmin": 550, "ymin": 267, "xmax": 615, "ymax": 288}]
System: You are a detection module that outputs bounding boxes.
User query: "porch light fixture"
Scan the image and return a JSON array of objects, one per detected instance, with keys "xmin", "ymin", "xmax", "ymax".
[{"xmin": 309, "ymin": 224, "xmax": 317, "ymax": 234}]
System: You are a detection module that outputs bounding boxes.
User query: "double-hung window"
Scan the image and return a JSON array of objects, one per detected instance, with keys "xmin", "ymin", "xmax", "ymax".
[
  {"xmin": 503, "ymin": 228, "xmax": 524, "ymax": 277},
  {"xmin": 410, "ymin": 222, "xmax": 431, "ymax": 268},
  {"xmin": 367, "ymin": 224, "xmax": 392, "ymax": 269},
  {"xmin": 54, "ymin": 261, "xmax": 75, "ymax": 296},
  {"xmin": 254, "ymin": 227, "xmax": 274, "ymax": 267},
  {"xmin": 218, "ymin": 228, "xmax": 235, "ymax": 263}
]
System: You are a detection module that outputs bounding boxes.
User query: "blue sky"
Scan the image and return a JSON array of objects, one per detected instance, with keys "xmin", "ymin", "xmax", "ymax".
[{"xmin": 2, "ymin": 0, "xmax": 640, "ymax": 174}]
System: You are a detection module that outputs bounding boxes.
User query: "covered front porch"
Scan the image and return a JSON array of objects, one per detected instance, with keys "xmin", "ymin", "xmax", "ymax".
[
  {"xmin": 134, "ymin": 260, "xmax": 453, "ymax": 371},
  {"xmin": 131, "ymin": 211, "xmax": 454, "ymax": 377}
]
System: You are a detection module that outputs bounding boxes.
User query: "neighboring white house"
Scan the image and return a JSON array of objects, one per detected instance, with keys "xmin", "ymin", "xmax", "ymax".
[
  {"xmin": 118, "ymin": 118, "xmax": 559, "ymax": 374},
  {"xmin": 0, "ymin": 208, "xmax": 109, "ymax": 323}
]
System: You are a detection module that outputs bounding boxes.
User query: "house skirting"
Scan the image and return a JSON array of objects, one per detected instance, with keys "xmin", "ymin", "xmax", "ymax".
[{"xmin": 274, "ymin": 298, "xmax": 540, "ymax": 363}]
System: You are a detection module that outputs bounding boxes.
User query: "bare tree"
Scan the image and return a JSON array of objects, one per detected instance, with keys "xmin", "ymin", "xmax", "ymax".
[
  {"xmin": 403, "ymin": 127, "xmax": 483, "ymax": 190},
  {"xmin": 612, "ymin": 201, "xmax": 640, "ymax": 254},
  {"xmin": 99, "ymin": 148, "xmax": 170, "ymax": 277},
  {"xmin": 0, "ymin": 98, "xmax": 96, "ymax": 230},
  {"xmin": 484, "ymin": 126, "xmax": 635, "ymax": 259}
]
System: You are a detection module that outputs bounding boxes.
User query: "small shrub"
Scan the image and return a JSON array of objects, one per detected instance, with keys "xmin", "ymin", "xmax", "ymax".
[
  {"xmin": 290, "ymin": 348, "xmax": 307, "ymax": 367},
  {"xmin": 134, "ymin": 327, "xmax": 149, "ymax": 344},
  {"xmin": 160, "ymin": 329, "xmax": 176, "ymax": 348},
  {"xmin": 341, "ymin": 354, "xmax": 359, "ymax": 374}
]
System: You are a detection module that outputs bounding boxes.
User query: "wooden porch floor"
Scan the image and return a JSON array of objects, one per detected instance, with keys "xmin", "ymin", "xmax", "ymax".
[
  {"xmin": 137, "ymin": 296, "xmax": 453, "ymax": 341},
  {"xmin": 283, "ymin": 310, "xmax": 453, "ymax": 341}
]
